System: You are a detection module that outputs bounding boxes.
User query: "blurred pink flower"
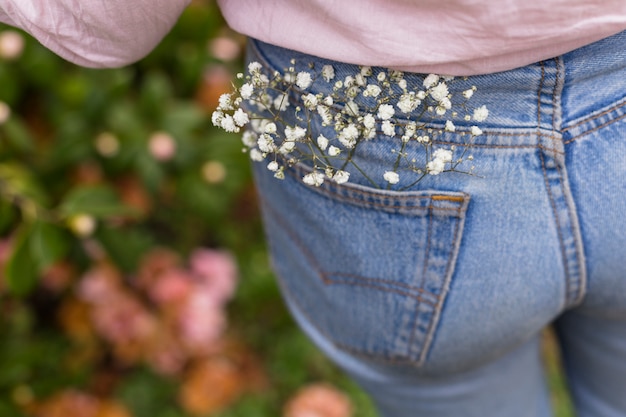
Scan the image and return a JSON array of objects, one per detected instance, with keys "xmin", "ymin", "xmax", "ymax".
[
  {"xmin": 0, "ymin": 30, "xmax": 25, "ymax": 60},
  {"xmin": 284, "ymin": 384, "xmax": 353, "ymax": 417},
  {"xmin": 149, "ymin": 268, "xmax": 193, "ymax": 305},
  {"xmin": 190, "ymin": 249, "xmax": 237, "ymax": 304},
  {"xmin": 148, "ymin": 131, "xmax": 177, "ymax": 161},
  {"xmin": 91, "ymin": 292, "xmax": 155, "ymax": 345},
  {"xmin": 209, "ymin": 36, "xmax": 241, "ymax": 61},
  {"xmin": 179, "ymin": 291, "xmax": 226, "ymax": 353},
  {"xmin": 77, "ymin": 266, "xmax": 118, "ymax": 303}
]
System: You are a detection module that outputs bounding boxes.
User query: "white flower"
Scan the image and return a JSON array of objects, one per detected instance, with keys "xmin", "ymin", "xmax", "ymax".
[
  {"xmin": 377, "ymin": 71, "xmax": 386, "ymax": 82},
  {"xmin": 401, "ymin": 123, "xmax": 416, "ymax": 142},
  {"xmin": 323, "ymin": 95, "xmax": 333, "ymax": 106},
  {"xmin": 241, "ymin": 130, "xmax": 257, "ymax": 147},
  {"xmin": 264, "ymin": 122, "xmax": 277, "ymax": 134},
  {"xmin": 397, "ymin": 93, "xmax": 420, "ymax": 113},
  {"xmin": 427, "ymin": 158, "xmax": 446, "ymax": 175},
  {"xmin": 317, "ymin": 134, "xmax": 329, "ymax": 150},
  {"xmin": 274, "ymin": 168, "xmax": 285, "ymax": 179},
  {"xmin": 249, "ymin": 148, "xmax": 264, "ymax": 161},
  {"xmin": 211, "ymin": 110, "xmax": 223, "ymax": 127},
  {"xmin": 303, "ymin": 93, "xmax": 318, "ymax": 109},
  {"xmin": 285, "ymin": 126, "xmax": 306, "ymax": 141},
  {"xmin": 345, "ymin": 100, "xmax": 359, "ymax": 116},
  {"xmin": 296, "ymin": 71, "xmax": 313, "ymax": 89},
  {"xmin": 317, "ymin": 105, "xmax": 333, "ymax": 125},
  {"xmin": 333, "ymin": 170, "xmax": 350, "ymax": 184},
  {"xmin": 328, "ymin": 146, "xmax": 341, "ymax": 156},
  {"xmin": 445, "ymin": 120, "xmax": 456, "ymax": 132},
  {"xmin": 432, "ymin": 148, "xmax": 453, "ymax": 163},
  {"xmin": 257, "ymin": 134, "xmax": 275, "ymax": 152},
  {"xmin": 233, "ymin": 108, "xmax": 249, "ymax": 127},
  {"xmin": 339, "ymin": 124, "xmax": 359, "ymax": 148},
  {"xmin": 377, "ymin": 104, "xmax": 395, "ymax": 120},
  {"xmin": 322, "ymin": 65, "xmax": 335, "ymax": 82},
  {"xmin": 218, "ymin": 93, "xmax": 233, "ymax": 110},
  {"xmin": 361, "ymin": 66, "xmax": 372, "ymax": 76},
  {"xmin": 470, "ymin": 126, "xmax": 483, "ymax": 136},
  {"xmin": 364, "ymin": 128, "xmax": 376, "ymax": 140},
  {"xmin": 364, "ymin": 84, "xmax": 382, "ymax": 97},
  {"xmin": 239, "ymin": 83, "xmax": 254, "ymax": 99},
  {"xmin": 362, "ymin": 113, "xmax": 376, "ymax": 129},
  {"xmin": 429, "ymin": 82, "xmax": 449, "ymax": 102},
  {"xmin": 423, "ymin": 74, "xmax": 439, "ymax": 88},
  {"xmin": 303, "ymin": 171, "xmax": 325, "ymax": 186},
  {"xmin": 383, "ymin": 171, "xmax": 399, "ymax": 184},
  {"xmin": 267, "ymin": 161, "xmax": 279, "ymax": 171},
  {"xmin": 220, "ymin": 114, "xmax": 238, "ymax": 132},
  {"xmin": 248, "ymin": 62, "xmax": 262, "ymax": 73},
  {"xmin": 462, "ymin": 88, "xmax": 474, "ymax": 99},
  {"xmin": 473, "ymin": 105, "xmax": 489, "ymax": 122},
  {"xmin": 382, "ymin": 120, "xmax": 395, "ymax": 136},
  {"xmin": 279, "ymin": 141, "xmax": 296, "ymax": 154}
]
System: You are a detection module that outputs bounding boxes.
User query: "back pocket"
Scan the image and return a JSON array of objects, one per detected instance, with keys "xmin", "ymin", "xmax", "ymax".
[{"xmin": 256, "ymin": 163, "xmax": 470, "ymax": 367}]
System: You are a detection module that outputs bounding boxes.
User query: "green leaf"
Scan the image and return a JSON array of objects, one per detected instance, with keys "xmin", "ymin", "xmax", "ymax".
[
  {"xmin": 0, "ymin": 118, "xmax": 35, "ymax": 153},
  {"xmin": 58, "ymin": 185, "xmax": 137, "ymax": 219},
  {"xmin": 29, "ymin": 221, "xmax": 69, "ymax": 270},
  {"xmin": 96, "ymin": 226, "xmax": 154, "ymax": 273},
  {"xmin": 5, "ymin": 226, "xmax": 38, "ymax": 296},
  {"xmin": 0, "ymin": 162, "xmax": 48, "ymax": 208}
]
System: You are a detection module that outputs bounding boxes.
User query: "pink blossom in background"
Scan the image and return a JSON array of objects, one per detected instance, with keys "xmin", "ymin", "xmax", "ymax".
[
  {"xmin": 284, "ymin": 384, "xmax": 353, "ymax": 417},
  {"xmin": 179, "ymin": 290, "xmax": 226, "ymax": 354},
  {"xmin": 0, "ymin": 30, "xmax": 25, "ymax": 60},
  {"xmin": 190, "ymin": 249, "xmax": 238, "ymax": 304},
  {"xmin": 208, "ymin": 36, "xmax": 241, "ymax": 61},
  {"xmin": 91, "ymin": 292, "xmax": 156, "ymax": 345},
  {"xmin": 78, "ymin": 266, "xmax": 119, "ymax": 303},
  {"xmin": 149, "ymin": 268, "xmax": 193, "ymax": 305},
  {"xmin": 148, "ymin": 131, "xmax": 177, "ymax": 161}
]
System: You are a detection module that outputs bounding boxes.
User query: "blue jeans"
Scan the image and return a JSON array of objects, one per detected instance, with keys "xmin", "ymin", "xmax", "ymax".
[{"xmin": 247, "ymin": 31, "xmax": 626, "ymax": 417}]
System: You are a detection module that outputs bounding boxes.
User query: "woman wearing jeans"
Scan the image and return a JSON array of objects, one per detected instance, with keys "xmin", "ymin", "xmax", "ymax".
[{"xmin": 3, "ymin": 1, "xmax": 626, "ymax": 415}]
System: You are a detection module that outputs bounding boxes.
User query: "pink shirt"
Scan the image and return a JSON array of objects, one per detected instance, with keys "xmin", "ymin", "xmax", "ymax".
[
  {"xmin": 218, "ymin": 0, "xmax": 626, "ymax": 75},
  {"xmin": 2, "ymin": 1, "xmax": 626, "ymax": 75},
  {"xmin": 0, "ymin": 0, "xmax": 190, "ymax": 68}
]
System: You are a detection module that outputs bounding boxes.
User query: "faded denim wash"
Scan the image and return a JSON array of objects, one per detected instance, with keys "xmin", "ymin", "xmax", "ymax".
[{"xmin": 247, "ymin": 31, "xmax": 626, "ymax": 417}]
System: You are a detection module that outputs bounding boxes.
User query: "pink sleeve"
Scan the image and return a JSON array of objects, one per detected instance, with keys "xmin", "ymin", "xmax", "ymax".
[{"xmin": 0, "ymin": 0, "xmax": 191, "ymax": 68}]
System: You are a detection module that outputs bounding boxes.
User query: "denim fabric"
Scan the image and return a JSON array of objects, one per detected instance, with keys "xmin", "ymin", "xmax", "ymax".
[{"xmin": 247, "ymin": 31, "xmax": 626, "ymax": 417}]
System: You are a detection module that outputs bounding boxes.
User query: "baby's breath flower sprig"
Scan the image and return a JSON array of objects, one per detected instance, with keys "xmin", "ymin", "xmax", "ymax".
[{"xmin": 212, "ymin": 60, "xmax": 488, "ymax": 189}]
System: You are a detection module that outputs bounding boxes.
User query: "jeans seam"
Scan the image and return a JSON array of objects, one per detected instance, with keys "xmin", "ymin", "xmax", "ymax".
[
  {"xmin": 562, "ymin": 96, "xmax": 626, "ymax": 133},
  {"xmin": 407, "ymin": 207, "xmax": 434, "ymax": 355},
  {"xmin": 285, "ymin": 164, "xmax": 469, "ymax": 212},
  {"xmin": 563, "ymin": 106, "xmax": 626, "ymax": 143},
  {"xmin": 419, "ymin": 203, "xmax": 466, "ymax": 364},
  {"xmin": 537, "ymin": 60, "xmax": 571, "ymax": 311}
]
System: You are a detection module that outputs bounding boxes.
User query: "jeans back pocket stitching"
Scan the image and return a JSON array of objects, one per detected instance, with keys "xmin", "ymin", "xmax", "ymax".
[{"xmin": 258, "ymin": 165, "xmax": 470, "ymax": 366}]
